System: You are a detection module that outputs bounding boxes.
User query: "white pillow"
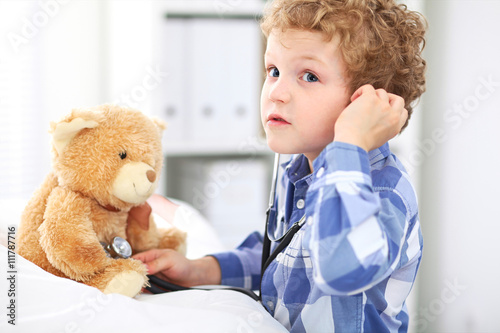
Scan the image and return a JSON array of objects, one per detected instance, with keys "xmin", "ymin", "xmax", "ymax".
[{"xmin": 157, "ymin": 198, "xmax": 227, "ymax": 258}]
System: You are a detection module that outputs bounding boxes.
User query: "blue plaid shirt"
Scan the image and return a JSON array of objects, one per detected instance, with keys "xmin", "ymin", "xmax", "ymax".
[{"xmin": 212, "ymin": 141, "xmax": 423, "ymax": 332}]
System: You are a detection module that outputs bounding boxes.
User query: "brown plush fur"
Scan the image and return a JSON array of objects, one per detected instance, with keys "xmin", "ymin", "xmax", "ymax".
[{"xmin": 17, "ymin": 104, "xmax": 186, "ymax": 297}]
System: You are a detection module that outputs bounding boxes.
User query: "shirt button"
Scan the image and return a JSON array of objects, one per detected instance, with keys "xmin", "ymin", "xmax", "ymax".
[
  {"xmin": 296, "ymin": 199, "xmax": 305, "ymax": 209},
  {"xmin": 267, "ymin": 301, "xmax": 274, "ymax": 310},
  {"xmin": 316, "ymin": 167, "xmax": 325, "ymax": 178}
]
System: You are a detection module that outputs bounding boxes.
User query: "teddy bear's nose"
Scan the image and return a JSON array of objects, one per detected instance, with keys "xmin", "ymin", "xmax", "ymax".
[{"xmin": 146, "ymin": 170, "xmax": 156, "ymax": 183}]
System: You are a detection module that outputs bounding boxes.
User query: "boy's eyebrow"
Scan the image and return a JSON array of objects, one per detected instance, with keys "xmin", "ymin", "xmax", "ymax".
[{"xmin": 299, "ymin": 55, "xmax": 328, "ymax": 67}]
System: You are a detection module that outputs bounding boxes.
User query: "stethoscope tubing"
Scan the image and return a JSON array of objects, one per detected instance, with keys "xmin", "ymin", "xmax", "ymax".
[
  {"xmin": 146, "ymin": 275, "xmax": 260, "ymax": 301},
  {"xmin": 146, "ymin": 153, "xmax": 304, "ymax": 303}
]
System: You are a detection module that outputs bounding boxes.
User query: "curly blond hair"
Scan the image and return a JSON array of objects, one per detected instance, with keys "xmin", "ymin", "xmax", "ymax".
[{"xmin": 260, "ymin": 0, "xmax": 427, "ymax": 130}]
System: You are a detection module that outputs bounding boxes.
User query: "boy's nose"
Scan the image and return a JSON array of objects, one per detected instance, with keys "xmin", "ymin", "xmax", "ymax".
[{"xmin": 268, "ymin": 78, "xmax": 291, "ymax": 104}]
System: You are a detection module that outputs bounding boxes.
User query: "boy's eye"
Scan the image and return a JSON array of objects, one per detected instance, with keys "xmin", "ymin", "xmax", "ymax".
[
  {"xmin": 302, "ymin": 72, "xmax": 318, "ymax": 82},
  {"xmin": 268, "ymin": 67, "xmax": 279, "ymax": 77}
]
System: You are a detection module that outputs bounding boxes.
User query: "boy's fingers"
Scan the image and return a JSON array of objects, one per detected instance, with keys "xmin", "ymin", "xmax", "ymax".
[
  {"xmin": 388, "ymin": 93, "xmax": 405, "ymax": 109},
  {"xmin": 399, "ymin": 108, "xmax": 409, "ymax": 129},
  {"xmin": 375, "ymin": 89, "xmax": 390, "ymax": 103},
  {"xmin": 350, "ymin": 84, "xmax": 375, "ymax": 102},
  {"xmin": 385, "ymin": 93, "xmax": 407, "ymax": 128},
  {"xmin": 146, "ymin": 255, "xmax": 173, "ymax": 275},
  {"xmin": 132, "ymin": 249, "xmax": 161, "ymax": 263},
  {"xmin": 133, "ymin": 249, "xmax": 175, "ymax": 275}
]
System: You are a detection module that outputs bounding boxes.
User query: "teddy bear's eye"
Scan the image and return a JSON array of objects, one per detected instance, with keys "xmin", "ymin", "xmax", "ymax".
[{"xmin": 119, "ymin": 151, "xmax": 127, "ymax": 160}]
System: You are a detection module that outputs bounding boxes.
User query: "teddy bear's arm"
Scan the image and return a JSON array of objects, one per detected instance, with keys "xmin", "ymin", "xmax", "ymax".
[
  {"xmin": 38, "ymin": 187, "xmax": 111, "ymax": 280},
  {"xmin": 127, "ymin": 214, "xmax": 187, "ymax": 255}
]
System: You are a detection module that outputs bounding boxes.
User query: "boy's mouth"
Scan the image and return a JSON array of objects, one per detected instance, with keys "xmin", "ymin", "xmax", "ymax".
[{"xmin": 267, "ymin": 114, "xmax": 290, "ymax": 125}]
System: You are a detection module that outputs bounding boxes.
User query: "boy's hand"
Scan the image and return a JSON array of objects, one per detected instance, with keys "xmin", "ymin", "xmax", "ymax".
[
  {"xmin": 132, "ymin": 249, "xmax": 221, "ymax": 287},
  {"xmin": 334, "ymin": 85, "xmax": 408, "ymax": 152}
]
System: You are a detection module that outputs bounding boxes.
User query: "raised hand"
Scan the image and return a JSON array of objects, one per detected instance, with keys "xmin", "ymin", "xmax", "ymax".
[{"xmin": 334, "ymin": 84, "xmax": 408, "ymax": 152}]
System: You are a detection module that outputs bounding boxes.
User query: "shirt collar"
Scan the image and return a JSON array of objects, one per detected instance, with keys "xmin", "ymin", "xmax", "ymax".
[
  {"xmin": 283, "ymin": 154, "xmax": 311, "ymax": 185},
  {"xmin": 369, "ymin": 142, "xmax": 391, "ymax": 165},
  {"xmin": 282, "ymin": 142, "xmax": 391, "ymax": 184}
]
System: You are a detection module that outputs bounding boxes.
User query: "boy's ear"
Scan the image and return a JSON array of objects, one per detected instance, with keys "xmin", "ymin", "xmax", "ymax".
[{"xmin": 50, "ymin": 117, "xmax": 99, "ymax": 155}]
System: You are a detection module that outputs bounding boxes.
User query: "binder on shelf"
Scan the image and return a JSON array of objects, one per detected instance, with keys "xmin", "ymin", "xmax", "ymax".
[
  {"xmin": 155, "ymin": 18, "xmax": 189, "ymax": 147},
  {"xmin": 223, "ymin": 20, "xmax": 262, "ymax": 147},
  {"xmin": 157, "ymin": 16, "xmax": 263, "ymax": 152},
  {"xmin": 190, "ymin": 19, "xmax": 226, "ymax": 143}
]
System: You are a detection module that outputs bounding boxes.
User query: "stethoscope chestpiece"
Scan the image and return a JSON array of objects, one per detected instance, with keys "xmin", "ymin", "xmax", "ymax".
[{"xmin": 101, "ymin": 236, "xmax": 132, "ymax": 259}]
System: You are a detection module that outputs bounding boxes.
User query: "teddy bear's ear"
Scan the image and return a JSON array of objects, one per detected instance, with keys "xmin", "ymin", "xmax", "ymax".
[
  {"xmin": 50, "ymin": 117, "xmax": 99, "ymax": 155},
  {"xmin": 151, "ymin": 118, "xmax": 167, "ymax": 132}
]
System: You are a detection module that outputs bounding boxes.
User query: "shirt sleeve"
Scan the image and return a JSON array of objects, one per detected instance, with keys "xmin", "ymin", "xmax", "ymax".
[
  {"xmin": 210, "ymin": 231, "xmax": 263, "ymax": 290},
  {"xmin": 304, "ymin": 141, "xmax": 416, "ymax": 296}
]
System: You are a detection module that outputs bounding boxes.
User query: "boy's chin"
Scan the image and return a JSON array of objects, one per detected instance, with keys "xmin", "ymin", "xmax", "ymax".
[
  {"xmin": 268, "ymin": 140, "xmax": 328, "ymax": 163},
  {"xmin": 267, "ymin": 141, "xmax": 299, "ymax": 155}
]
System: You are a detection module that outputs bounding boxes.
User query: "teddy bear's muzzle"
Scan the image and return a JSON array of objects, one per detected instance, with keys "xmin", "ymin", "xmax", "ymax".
[{"xmin": 112, "ymin": 162, "xmax": 158, "ymax": 204}]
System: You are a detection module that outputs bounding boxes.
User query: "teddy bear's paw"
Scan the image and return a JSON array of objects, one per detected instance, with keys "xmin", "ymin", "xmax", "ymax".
[
  {"xmin": 174, "ymin": 241, "xmax": 187, "ymax": 256},
  {"xmin": 158, "ymin": 228, "xmax": 188, "ymax": 255},
  {"xmin": 103, "ymin": 270, "xmax": 147, "ymax": 297}
]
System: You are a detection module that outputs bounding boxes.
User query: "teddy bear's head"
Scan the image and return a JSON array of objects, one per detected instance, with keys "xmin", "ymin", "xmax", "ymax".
[{"xmin": 50, "ymin": 104, "xmax": 165, "ymax": 211}]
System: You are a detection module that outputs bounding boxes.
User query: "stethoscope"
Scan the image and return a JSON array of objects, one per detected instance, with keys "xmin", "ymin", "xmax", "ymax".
[
  {"xmin": 259, "ymin": 153, "xmax": 306, "ymax": 300},
  {"xmin": 101, "ymin": 154, "xmax": 305, "ymax": 302},
  {"xmin": 101, "ymin": 237, "xmax": 132, "ymax": 259},
  {"xmin": 100, "ymin": 235, "xmax": 260, "ymax": 299}
]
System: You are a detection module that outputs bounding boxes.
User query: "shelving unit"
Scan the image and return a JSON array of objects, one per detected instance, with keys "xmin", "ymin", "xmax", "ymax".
[{"xmin": 149, "ymin": 1, "xmax": 272, "ymax": 249}]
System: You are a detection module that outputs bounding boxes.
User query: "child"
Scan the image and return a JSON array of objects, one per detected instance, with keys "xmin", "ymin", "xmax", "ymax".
[{"xmin": 133, "ymin": 0, "xmax": 426, "ymax": 331}]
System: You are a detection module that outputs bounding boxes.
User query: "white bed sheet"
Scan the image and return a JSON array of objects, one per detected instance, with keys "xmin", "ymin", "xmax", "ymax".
[
  {"xmin": 0, "ymin": 199, "xmax": 287, "ymax": 332},
  {"xmin": 0, "ymin": 245, "xmax": 287, "ymax": 332}
]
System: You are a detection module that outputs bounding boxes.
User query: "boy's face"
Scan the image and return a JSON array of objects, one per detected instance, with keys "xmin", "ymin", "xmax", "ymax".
[{"xmin": 261, "ymin": 29, "xmax": 350, "ymax": 163}]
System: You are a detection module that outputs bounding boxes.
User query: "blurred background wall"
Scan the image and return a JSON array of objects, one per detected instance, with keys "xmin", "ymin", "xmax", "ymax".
[
  {"xmin": 417, "ymin": 1, "xmax": 500, "ymax": 332},
  {"xmin": 1, "ymin": 1, "xmax": 499, "ymax": 331}
]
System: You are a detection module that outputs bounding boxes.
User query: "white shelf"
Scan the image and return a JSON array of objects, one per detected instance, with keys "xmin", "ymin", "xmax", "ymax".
[
  {"xmin": 164, "ymin": 140, "xmax": 273, "ymax": 157},
  {"xmin": 155, "ymin": 0, "xmax": 264, "ymax": 18}
]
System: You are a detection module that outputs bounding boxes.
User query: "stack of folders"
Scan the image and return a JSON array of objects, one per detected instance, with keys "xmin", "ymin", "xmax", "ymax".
[{"xmin": 156, "ymin": 17, "xmax": 263, "ymax": 152}]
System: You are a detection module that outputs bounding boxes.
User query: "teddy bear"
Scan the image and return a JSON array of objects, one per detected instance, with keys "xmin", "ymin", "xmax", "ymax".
[{"xmin": 17, "ymin": 104, "xmax": 186, "ymax": 297}]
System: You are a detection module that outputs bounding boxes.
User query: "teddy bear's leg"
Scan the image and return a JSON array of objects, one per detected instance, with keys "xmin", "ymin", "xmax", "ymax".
[{"xmin": 85, "ymin": 258, "xmax": 147, "ymax": 297}]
